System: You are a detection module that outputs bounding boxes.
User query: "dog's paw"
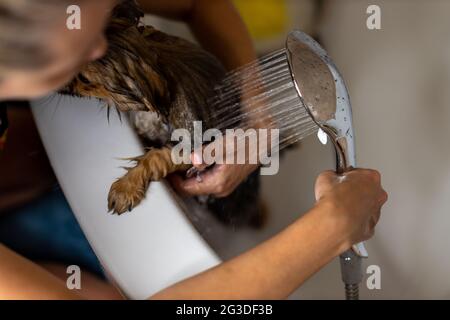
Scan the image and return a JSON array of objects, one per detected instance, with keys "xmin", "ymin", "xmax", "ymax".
[{"xmin": 108, "ymin": 177, "xmax": 147, "ymax": 215}]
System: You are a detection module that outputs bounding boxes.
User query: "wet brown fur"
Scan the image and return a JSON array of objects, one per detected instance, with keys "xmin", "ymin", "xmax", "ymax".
[{"xmin": 61, "ymin": 1, "xmax": 262, "ymax": 227}]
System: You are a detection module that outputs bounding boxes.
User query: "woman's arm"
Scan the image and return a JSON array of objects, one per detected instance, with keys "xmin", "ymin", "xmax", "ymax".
[
  {"xmin": 152, "ymin": 169, "xmax": 387, "ymax": 299},
  {"xmin": 0, "ymin": 205, "xmax": 336, "ymax": 300},
  {"xmin": 0, "ymin": 244, "xmax": 123, "ymax": 299},
  {"xmin": 138, "ymin": 0, "xmax": 256, "ymax": 70},
  {"xmin": 0, "ymin": 203, "xmax": 336, "ymax": 300},
  {"xmin": 0, "ymin": 170, "xmax": 386, "ymax": 300},
  {"xmin": 151, "ymin": 204, "xmax": 344, "ymax": 299},
  {"xmin": 0, "ymin": 244, "xmax": 81, "ymax": 299}
]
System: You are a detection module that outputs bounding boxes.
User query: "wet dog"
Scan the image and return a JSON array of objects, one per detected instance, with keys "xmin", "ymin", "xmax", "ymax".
[{"xmin": 61, "ymin": 1, "xmax": 263, "ymax": 227}]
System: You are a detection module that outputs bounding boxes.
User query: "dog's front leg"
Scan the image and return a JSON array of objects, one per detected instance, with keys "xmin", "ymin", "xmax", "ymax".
[{"xmin": 108, "ymin": 146, "xmax": 190, "ymax": 214}]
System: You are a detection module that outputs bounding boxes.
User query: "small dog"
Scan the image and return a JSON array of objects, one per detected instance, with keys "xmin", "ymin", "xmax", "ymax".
[{"xmin": 61, "ymin": 1, "xmax": 263, "ymax": 227}]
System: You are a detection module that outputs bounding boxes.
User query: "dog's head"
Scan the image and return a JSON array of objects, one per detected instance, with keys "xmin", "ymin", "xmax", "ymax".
[{"xmin": 62, "ymin": 0, "xmax": 226, "ymax": 127}]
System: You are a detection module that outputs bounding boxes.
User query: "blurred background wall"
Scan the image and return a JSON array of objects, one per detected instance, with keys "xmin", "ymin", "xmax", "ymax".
[
  {"xmin": 149, "ymin": 0, "xmax": 450, "ymax": 299},
  {"xmin": 313, "ymin": 0, "xmax": 450, "ymax": 299}
]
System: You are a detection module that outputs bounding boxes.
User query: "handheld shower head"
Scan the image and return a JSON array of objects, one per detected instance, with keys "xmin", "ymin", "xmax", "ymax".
[
  {"xmin": 286, "ymin": 30, "xmax": 357, "ymax": 176},
  {"xmin": 286, "ymin": 30, "xmax": 368, "ymax": 299}
]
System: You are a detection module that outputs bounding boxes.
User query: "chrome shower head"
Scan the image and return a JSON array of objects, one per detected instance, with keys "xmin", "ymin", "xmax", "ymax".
[
  {"xmin": 286, "ymin": 30, "xmax": 368, "ymax": 299},
  {"xmin": 286, "ymin": 30, "xmax": 357, "ymax": 174}
]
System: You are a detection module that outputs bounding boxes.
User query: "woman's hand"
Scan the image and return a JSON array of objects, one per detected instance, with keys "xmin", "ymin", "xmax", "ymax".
[
  {"xmin": 313, "ymin": 169, "xmax": 388, "ymax": 253},
  {"xmin": 169, "ymin": 148, "xmax": 259, "ymax": 197}
]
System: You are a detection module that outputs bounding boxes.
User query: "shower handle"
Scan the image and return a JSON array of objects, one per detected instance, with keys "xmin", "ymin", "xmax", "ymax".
[{"xmin": 324, "ymin": 126, "xmax": 367, "ymax": 300}]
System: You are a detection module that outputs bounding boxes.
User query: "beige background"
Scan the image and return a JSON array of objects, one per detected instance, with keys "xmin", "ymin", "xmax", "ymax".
[{"xmin": 270, "ymin": 0, "xmax": 450, "ymax": 299}]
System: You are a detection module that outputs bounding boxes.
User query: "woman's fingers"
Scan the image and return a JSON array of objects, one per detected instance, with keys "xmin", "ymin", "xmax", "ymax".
[
  {"xmin": 169, "ymin": 165, "xmax": 225, "ymax": 196},
  {"xmin": 169, "ymin": 163, "xmax": 258, "ymax": 197},
  {"xmin": 191, "ymin": 149, "xmax": 209, "ymax": 171}
]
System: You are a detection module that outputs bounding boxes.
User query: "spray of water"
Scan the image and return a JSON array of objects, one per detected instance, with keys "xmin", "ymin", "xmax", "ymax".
[{"xmin": 208, "ymin": 49, "xmax": 318, "ymax": 156}]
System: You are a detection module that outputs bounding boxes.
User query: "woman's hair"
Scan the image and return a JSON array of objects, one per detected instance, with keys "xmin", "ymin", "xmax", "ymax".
[{"xmin": 0, "ymin": 0, "xmax": 78, "ymax": 73}]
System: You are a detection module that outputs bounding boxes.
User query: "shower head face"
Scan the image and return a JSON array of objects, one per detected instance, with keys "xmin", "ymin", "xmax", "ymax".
[
  {"xmin": 286, "ymin": 32, "xmax": 336, "ymax": 124},
  {"xmin": 286, "ymin": 30, "xmax": 356, "ymax": 169}
]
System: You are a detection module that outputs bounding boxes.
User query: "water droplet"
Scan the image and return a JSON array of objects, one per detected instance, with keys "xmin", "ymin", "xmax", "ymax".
[{"xmin": 317, "ymin": 128, "xmax": 328, "ymax": 145}]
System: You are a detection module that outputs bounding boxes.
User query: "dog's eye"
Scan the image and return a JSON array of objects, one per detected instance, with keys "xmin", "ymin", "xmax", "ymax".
[{"xmin": 78, "ymin": 74, "xmax": 91, "ymax": 85}]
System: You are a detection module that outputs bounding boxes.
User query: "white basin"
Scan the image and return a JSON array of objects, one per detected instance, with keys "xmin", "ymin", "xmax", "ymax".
[{"xmin": 31, "ymin": 94, "xmax": 221, "ymax": 299}]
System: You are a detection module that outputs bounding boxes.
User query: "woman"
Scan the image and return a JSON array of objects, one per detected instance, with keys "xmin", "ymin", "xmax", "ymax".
[{"xmin": 0, "ymin": 0, "xmax": 387, "ymax": 299}]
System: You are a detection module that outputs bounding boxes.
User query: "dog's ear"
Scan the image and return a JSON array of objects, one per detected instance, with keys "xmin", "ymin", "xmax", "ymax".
[
  {"xmin": 137, "ymin": 27, "xmax": 227, "ymax": 127},
  {"xmin": 60, "ymin": 43, "xmax": 169, "ymax": 116}
]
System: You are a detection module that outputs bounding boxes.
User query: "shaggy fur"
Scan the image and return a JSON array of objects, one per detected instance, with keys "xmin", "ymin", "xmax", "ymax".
[{"xmin": 61, "ymin": 0, "xmax": 262, "ymax": 227}]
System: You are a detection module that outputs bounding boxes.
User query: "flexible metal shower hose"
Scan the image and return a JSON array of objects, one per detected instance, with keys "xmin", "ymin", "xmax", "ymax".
[{"xmin": 345, "ymin": 284, "xmax": 359, "ymax": 300}]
